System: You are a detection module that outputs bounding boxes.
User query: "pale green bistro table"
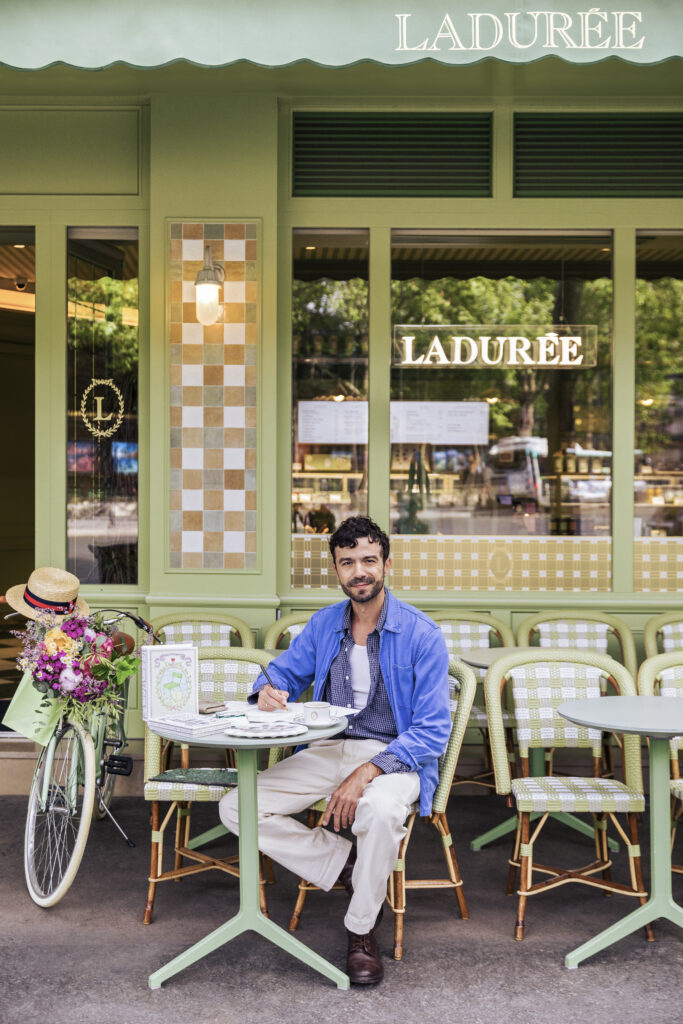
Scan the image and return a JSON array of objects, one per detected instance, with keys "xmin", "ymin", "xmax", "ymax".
[
  {"xmin": 148, "ymin": 717, "xmax": 350, "ymax": 990},
  {"xmin": 558, "ymin": 695, "xmax": 683, "ymax": 969}
]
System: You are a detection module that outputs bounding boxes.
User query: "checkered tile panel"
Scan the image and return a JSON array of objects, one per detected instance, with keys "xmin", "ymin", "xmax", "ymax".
[
  {"xmin": 168, "ymin": 220, "xmax": 259, "ymax": 571},
  {"xmin": 291, "ymin": 534, "xmax": 611, "ymax": 591},
  {"xmin": 508, "ymin": 662, "xmax": 605, "ymax": 755},
  {"xmin": 511, "ymin": 775, "xmax": 645, "ymax": 813}
]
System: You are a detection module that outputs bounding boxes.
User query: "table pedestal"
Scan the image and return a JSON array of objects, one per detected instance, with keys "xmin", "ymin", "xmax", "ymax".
[
  {"xmin": 565, "ymin": 736, "xmax": 683, "ymax": 968},
  {"xmin": 148, "ymin": 747, "xmax": 350, "ymax": 990}
]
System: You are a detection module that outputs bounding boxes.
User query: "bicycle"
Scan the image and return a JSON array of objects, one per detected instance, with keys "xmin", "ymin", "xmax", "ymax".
[{"xmin": 3, "ymin": 602, "xmax": 158, "ymax": 907}]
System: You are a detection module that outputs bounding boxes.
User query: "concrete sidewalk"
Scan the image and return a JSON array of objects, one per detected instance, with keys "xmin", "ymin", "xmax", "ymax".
[{"xmin": 1, "ymin": 795, "xmax": 681, "ymax": 1024}]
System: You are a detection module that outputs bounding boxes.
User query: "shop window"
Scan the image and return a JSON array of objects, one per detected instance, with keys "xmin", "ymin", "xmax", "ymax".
[
  {"xmin": 291, "ymin": 229, "xmax": 368, "ymax": 568},
  {"xmin": 389, "ymin": 230, "xmax": 613, "ymax": 593},
  {"xmin": 66, "ymin": 228, "xmax": 139, "ymax": 585},
  {"xmin": 634, "ymin": 232, "xmax": 683, "ymax": 592}
]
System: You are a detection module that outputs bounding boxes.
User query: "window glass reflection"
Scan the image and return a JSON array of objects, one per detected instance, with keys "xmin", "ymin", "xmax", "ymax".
[
  {"xmin": 291, "ymin": 229, "xmax": 369, "ymax": 539},
  {"xmin": 390, "ymin": 231, "xmax": 613, "ymax": 537},
  {"xmin": 635, "ymin": 232, "xmax": 683, "ymax": 538},
  {"xmin": 66, "ymin": 228, "xmax": 139, "ymax": 584}
]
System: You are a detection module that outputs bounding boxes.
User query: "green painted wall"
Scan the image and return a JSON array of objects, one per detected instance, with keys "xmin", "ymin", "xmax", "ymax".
[{"xmin": 0, "ymin": 60, "xmax": 682, "ymax": 749}]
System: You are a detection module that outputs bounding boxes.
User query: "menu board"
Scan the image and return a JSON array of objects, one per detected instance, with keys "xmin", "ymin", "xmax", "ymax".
[
  {"xmin": 390, "ymin": 401, "xmax": 489, "ymax": 444},
  {"xmin": 297, "ymin": 400, "xmax": 489, "ymax": 445}
]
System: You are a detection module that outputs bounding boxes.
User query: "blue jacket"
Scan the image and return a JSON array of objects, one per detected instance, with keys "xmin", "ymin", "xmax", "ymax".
[{"xmin": 257, "ymin": 590, "xmax": 451, "ymax": 815}]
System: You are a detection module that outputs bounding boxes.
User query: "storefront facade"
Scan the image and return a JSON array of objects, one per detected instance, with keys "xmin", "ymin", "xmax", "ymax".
[{"xmin": 1, "ymin": 1, "xmax": 683, "ymax": 749}]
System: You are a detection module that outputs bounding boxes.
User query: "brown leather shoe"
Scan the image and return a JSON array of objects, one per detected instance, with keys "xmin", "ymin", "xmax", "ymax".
[{"xmin": 346, "ymin": 928, "xmax": 384, "ymax": 985}]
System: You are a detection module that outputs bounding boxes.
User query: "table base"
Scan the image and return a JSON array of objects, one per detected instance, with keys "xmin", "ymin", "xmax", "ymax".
[
  {"xmin": 148, "ymin": 746, "xmax": 350, "ymax": 991},
  {"xmin": 148, "ymin": 907, "xmax": 350, "ymax": 989},
  {"xmin": 565, "ymin": 735, "xmax": 683, "ymax": 968}
]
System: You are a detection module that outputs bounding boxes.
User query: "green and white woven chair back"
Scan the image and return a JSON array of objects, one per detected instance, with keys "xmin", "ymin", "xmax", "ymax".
[
  {"xmin": 198, "ymin": 656, "xmax": 262, "ymax": 704},
  {"xmin": 285, "ymin": 623, "xmax": 306, "ymax": 641},
  {"xmin": 439, "ymin": 621, "xmax": 492, "ymax": 681},
  {"xmin": 508, "ymin": 660, "xmax": 605, "ymax": 759},
  {"xmin": 537, "ymin": 620, "xmax": 610, "ymax": 652},
  {"xmin": 660, "ymin": 622, "xmax": 683, "ymax": 653},
  {"xmin": 657, "ymin": 665, "xmax": 683, "ymax": 755},
  {"xmin": 160, "ymin": 620, "xmax": 234, "ymax": 647}
]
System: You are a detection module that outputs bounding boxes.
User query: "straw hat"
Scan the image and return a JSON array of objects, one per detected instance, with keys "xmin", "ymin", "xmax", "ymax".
[{"xmin": 5, "ymin": 566, "xmax": 89, "ymax": 621}]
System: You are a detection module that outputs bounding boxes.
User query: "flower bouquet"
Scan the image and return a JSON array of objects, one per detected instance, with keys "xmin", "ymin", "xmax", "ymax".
[{"xmin": 6, "ymin": 611, "xmax": 141, "ymax": 741}]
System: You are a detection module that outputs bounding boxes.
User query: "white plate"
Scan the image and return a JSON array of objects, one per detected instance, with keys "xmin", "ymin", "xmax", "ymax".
[
  {"xmin": 293, "ymin": 718, "xmax": 336, "ymax": 729},
  {"xmin": 223, "ymin": 722, "xmax": 309, "ymax": 739}
]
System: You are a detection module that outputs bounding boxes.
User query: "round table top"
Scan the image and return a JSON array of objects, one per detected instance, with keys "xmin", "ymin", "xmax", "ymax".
[
  {"xmin": 458, "ymin": 646, "xmax": 535, "ymax": 669},
  {"xmin": 151, "ymin": 716, "xmax": 348, "ymax": 750},
  {"xmin": 558, "ymin": 696, "xmax": 683, "ymax": 739}
]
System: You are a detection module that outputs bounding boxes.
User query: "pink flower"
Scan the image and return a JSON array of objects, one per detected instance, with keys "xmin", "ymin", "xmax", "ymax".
[{"xmin": 58, "ymin": 666, "xmax": 83, "ymax": 693}]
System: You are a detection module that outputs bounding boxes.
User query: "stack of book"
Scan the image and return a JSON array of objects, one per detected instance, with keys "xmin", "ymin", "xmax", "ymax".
[{"xmin": 146, "ymin": 713, "xmax": 224, "ymax": 737}]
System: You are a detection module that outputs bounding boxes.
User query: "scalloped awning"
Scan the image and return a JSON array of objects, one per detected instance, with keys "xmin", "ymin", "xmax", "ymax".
[{"xmin": 1, "ymin": 1, "xmax": 681, "ymax": 70}]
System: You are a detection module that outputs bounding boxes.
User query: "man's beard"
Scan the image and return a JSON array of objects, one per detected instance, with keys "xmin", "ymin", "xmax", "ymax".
[{"xmin": 339, "ymin": 576, "xmax": 385, "ymax": 604}]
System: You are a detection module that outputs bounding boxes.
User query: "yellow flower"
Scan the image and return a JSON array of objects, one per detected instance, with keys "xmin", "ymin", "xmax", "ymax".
[{"xmin": 45, "ymin": 627, "xmax": 79, "ymax": 658}]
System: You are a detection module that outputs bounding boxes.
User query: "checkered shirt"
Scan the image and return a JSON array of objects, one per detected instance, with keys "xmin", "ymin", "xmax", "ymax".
[{"xmin": 322, "ymin": 596, "xmax": 409, "ymax": 776}]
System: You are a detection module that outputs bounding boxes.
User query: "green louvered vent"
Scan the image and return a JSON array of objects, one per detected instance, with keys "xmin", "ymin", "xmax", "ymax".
[
  {"xmin": 293, "ymin": 112, "xmax": 491, "ymax": 197},
  {"xmin": 515, "ymin": 114, "xmax": 683, "ymax": 198}
]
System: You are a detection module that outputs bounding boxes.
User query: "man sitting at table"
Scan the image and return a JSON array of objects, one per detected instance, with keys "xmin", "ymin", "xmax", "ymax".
[{"xmin": 219, "ymin": 515, "xmax": 451, "ymax": 985}]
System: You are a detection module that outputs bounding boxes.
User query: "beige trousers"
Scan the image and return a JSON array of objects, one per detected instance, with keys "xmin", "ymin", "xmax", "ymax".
[{"xmin": 218, "ymin": 737, "xmax": 420, "ymax": 934}]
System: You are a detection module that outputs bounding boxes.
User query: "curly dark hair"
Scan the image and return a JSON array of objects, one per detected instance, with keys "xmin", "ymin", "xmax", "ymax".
[{"xmin": 328, "ymin": 516, "xmax": 390, "ymax": 564}]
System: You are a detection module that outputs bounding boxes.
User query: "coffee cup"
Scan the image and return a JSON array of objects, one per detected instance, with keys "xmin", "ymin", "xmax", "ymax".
[{"xmin": 303, "ymin": 701, "xmax": 332, "ymax": 726}]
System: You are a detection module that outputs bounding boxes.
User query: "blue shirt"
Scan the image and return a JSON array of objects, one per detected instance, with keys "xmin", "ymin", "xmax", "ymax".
[
  {"xmin": 323, "ymin": 597, "xmax": 409, "ymax": 776},
  {"xmin": 251, "ymin": 589, "xmax": 451, "ymax": 816}
]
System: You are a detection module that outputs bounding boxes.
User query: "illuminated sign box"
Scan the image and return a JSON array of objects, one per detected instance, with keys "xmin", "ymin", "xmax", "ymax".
[{"xmin": 393, "ymin": 325, "xmax": 598, "ymax": 368}]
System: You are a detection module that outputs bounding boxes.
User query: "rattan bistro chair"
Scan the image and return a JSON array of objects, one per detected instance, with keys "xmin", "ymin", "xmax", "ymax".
[
  {"xmin": 484, "ymin": 649, "xmax": 650, "ymax": 942},
  {"xmin": 429, "ymin": 611, "xmax": 516, "ymax": 791},
  {"xmin": 288, "ymin": 659, "xmax": 476, "ymax": 962},
  {"xmin": 516, "ymin": 610, "xmax": 637, "ymax": 677},
  {"xmin": 142, "ymin": 648, "xmax": 273, "ymax": 925},
  {"xmin": 638, "ymin": 652, "xmax": 683, "ymax": 876},
  {"xmin": 517, "ymin": 610, "xmax": 637, "ymax": 778},
  {"xmin": 643, "ymin": 612, "xmax": 683, "ymax": 659},
  {"xmin": 263, "ymin": 612, "xmax": 313, "ymax": 651},
  {"xmin": 386, "ymin": 658, "xmax": 476, "ymax": 960}
]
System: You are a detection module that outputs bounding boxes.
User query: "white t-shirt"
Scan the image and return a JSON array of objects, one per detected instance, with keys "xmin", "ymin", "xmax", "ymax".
[{"xmin": 348, "ymin": 642, "xmax": 371, "ymax": 710}]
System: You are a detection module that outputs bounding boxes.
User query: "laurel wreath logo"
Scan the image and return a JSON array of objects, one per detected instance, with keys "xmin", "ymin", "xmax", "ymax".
[{"xmin": 80, "ymin": 378, "xmax": 125, "ymax": 439}]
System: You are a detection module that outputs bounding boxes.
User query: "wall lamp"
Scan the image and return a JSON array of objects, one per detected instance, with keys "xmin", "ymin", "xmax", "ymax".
[{"xmin": 194, "ymin": 245, "xmax": 225, "ymax": 326}]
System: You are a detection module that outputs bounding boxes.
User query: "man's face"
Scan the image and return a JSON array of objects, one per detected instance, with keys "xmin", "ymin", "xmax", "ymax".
[{"xmin": 332, "ymin": 536, "xmax": 391, "ymax": 604}]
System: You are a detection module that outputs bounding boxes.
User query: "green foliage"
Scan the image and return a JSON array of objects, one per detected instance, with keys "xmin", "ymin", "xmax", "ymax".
[{"xmin": 68, "ymin": 275, "xmax": 139, "ymax": 376}]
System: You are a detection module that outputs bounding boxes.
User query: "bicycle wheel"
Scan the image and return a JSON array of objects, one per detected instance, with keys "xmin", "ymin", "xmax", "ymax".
[
  {"xmin": 93, "ymin": 705, "xmax": 126, "ymax": 820},
  {"xmin": 24, "ymin": 718, "xmax": 96, "ymax": 907}
]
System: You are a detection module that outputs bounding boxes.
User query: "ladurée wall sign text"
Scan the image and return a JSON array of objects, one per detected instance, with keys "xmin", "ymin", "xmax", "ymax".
[
  {"xmin": 393, "ymin": 325, "xmax": 598, "ymax": 369},
  {"xmin": 395, "ymin": 10, "xmax": 645, "ymax": 53}
]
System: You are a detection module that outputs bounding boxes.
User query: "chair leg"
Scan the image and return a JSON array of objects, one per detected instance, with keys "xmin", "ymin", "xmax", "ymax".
[
  {"xmin": 288, "ymin": 809, "xmax": 318, "ymax": 931},
  {"xmin": 174, "ymin": 803, "xmax": 191, "ymax": 878},
  {"xmin": 515, "ymin": 812, "xmax": 530, "ymax": 941},
  {"xmin": 507, "ymin": 815, "xmax": 521, "ymax": 896},
  {"xmin": 258, "ymin": 858, "xmax": 270, "ymax": 917},
  {"xmin": 628, "ymin": 812, "xmax": 654, "ymax": 942},
  {"xmin": 595, "ymin": 813, "xmax": 612, "ymax": 891},
  {"xmin": 391, "ymin": 818, "xmax": 412, "ymax": 960},
  {"xmin": 434, "ymin": 811, "xmax": 468, "ymax": 919},
  {"xmin": 262, "ymin": 855, "xmax": 276, "ymax": 885},
  {"xmin": 143, "ymin": 801, "xmax": 160, "ymax": 925}
]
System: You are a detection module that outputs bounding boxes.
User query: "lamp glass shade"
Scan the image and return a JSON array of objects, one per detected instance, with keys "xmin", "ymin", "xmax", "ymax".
[{"xmin": 195, "ymin": 281, "xmax": 221, "ymax": 326}]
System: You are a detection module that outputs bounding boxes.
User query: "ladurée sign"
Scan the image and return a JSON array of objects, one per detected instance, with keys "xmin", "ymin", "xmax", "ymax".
[
  {"xmin": 395, "ymin": 10, "xmax": 645, "ymax": 54},
  {"xmin": 393, "ymin": 325, "xmax": 598, "ymax": 369}
]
